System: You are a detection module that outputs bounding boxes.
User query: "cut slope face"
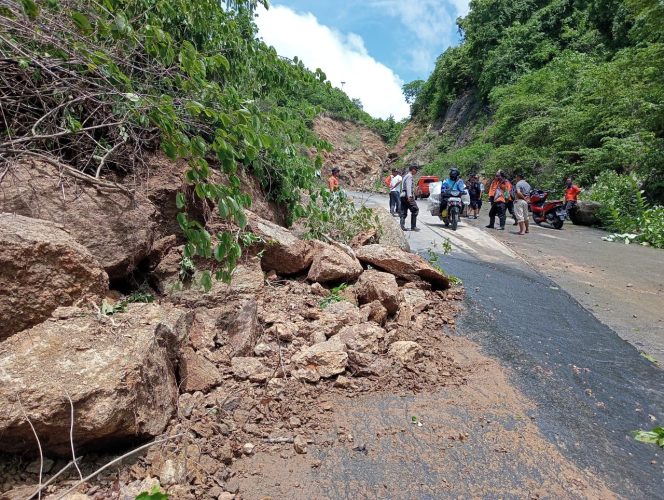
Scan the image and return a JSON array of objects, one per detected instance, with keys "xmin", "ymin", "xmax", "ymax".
[{"xmin": 314, "ymin": 116, "xmax": 389, "ymax": 191}]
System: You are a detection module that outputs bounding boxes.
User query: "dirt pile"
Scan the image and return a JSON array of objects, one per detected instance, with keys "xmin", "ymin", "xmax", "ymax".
[{"xmin": 313, "ymin": 116, "xmax": 389, "ymax": 190}]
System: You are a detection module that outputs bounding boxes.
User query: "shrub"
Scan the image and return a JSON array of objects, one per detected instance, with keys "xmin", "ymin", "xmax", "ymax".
[{"xmin": 298, "ymin": 189, "xmax": 381, "ymax": 245}]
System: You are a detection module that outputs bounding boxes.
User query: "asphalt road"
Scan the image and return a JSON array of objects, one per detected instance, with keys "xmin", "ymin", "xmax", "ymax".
[{"xmin": 347, "ymin": 191, "xmax": 664, "ymax": 498}]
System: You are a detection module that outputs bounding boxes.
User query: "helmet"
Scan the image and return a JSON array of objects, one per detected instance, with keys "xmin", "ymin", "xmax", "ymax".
[
  {"xmin": 449, "ymin": 168, "xmax": 459, "ymax": 181},
  {"xmin": 331, "ymin": 167, "xmax": 340, "ymax": 174}
]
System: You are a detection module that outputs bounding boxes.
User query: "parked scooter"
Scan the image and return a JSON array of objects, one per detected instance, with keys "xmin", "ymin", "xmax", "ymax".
[
  {"xmin": 440, "ymin": 189, "xmax": 463, "ymax": 231},
  {"xmin": 530, "ymin": 190, "xmax": 566, "ymax": 229}
]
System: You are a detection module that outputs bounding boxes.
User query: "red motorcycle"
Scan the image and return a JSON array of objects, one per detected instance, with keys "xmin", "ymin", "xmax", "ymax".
[{"xmin": 529, "ymin": 190, "xmax": 566, "ymax": 229}]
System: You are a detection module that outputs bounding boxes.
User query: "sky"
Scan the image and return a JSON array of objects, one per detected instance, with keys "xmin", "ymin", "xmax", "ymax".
[{"xmin": 255, "ymin": 1, "xmax": 470, "ymax": 120}]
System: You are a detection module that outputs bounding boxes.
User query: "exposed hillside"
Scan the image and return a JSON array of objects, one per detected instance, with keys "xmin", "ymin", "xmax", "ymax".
[{"xmin": 313, "ymin": 116, "xmax": 390, "ymax": 191}]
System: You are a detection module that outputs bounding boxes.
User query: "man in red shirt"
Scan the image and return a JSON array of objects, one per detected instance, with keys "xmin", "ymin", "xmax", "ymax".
[{"xmin": 564, "ymin": 177, "xmax": 582, "ymax": 216}]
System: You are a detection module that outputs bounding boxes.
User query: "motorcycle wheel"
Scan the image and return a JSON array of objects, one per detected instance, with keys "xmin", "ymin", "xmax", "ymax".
[
  {"xmin": 532, "ymin": 212, "xmax": 542, "ymax": 225},
  {"xmin": 552, "ymin": 218, "xmax": 564, "ymax": 230},
  {"xmin": 451, "ymin": 208, "xmax": 458, "ymax": 231}
]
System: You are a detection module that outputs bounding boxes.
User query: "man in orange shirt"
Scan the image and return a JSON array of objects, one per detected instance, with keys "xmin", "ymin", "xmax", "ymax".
[
  {"xmin": 328, "ymin": 167, "xmax": 340, "ymax": 192},
  {"xmin": 486, "ymin": 170, "xmax": 513, "ymax": 230},
  {"xmin": 564, "ymin": 177, "xmax": 582, "ymax": 216}
]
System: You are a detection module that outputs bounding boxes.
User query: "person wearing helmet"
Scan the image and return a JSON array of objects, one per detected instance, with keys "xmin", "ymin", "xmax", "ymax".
[
  {"xmin": 440, "ymin": 167, "xmax": 466, "ymax": 215},
  {"xmin": 328, "ymin": 167, "xmax": 340, "ymax": 192},
  {"xmin": 399, "ymin": 163, "xmax": 420, "ymax": 231}
]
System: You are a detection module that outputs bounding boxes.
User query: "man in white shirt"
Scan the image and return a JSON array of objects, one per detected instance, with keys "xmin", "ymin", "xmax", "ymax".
[{"xmin": 389, "ymin": 168, "xmax": 402, "ymax": 216}]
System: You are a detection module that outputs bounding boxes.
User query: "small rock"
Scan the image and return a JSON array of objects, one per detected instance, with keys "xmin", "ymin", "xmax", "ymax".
[
  {"xmin": 26, "ymin": 458, "xmax": 55, "ymax": 474},
  {"xmin": 311, "ymin": 331, "xmax": 327, "ymax": 344},
  {"xmin": 321, "ymin": 401, "xmax": 333, "ymax": 411},
  {"xmin": 310, "ymin": 282, "xmax": 328, "ymax": 297},
  {"xmin": 231, "ymin": 357, "xmax": 270, "ymax": 382},
  {"xmin": 218, "ymin": 493, "xmax": 234, "ymax": 500},
  {"xmin": 254, "ymin": 343, "xmax": 272, "ymax": 356},
  {"xmin": 243, "ymin": 443, "xmax": 255, "ymax": 455},
  {"xmin": 269, "ymin": 323, "xmax": 297, "ymax": 342},
  {"xmin": 334, "ymin": 375, "xmax": 352, "ymax": 388},
  {"xmin": 388, "ymin": 341, "xmax": 422, "ymax": 364},
  {"xmin": 293, "ymin": 435, "xmax": 308, "ymax": 454},
  {"xmin": 289, "ymin": 416, "xmax": 302, "ymax": 427},
  {"xmin": 159, "ymin": 459, "xmax": 184, "ymax": 486}
]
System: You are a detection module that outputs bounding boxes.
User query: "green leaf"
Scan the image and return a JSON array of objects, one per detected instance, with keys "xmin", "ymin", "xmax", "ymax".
[
  {"xmin": 20, "ymin": 0, "xmax": 39, "ymax": 19},
  {"xmin": 71, "ymin": 11, "xmax": 93, "ymax": 35},
  {"xmin": 175, "ymin": 192, "xmax": 185, "ymax": 209},
  {"xmin": 200, "ymin": 270, "xmax": 213, "ymax": 292}
]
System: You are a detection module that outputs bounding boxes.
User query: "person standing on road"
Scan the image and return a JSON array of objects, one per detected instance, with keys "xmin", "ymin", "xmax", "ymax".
[
  {"xmin": 564, "ymin": 177, "xmax": 582, "ymax": 217},
  {"xmin": 505, "ymin": 176, "xmax": 518, "ymax": 226},
  {"xmin": 468, "ymin": 174, "xmax": 483, "ymax": 219},
  {"xmin": 486, "ymin": 170, "xmax": 512, "ymax": 230},
  {"xmin": 514, "ymin": 172, "xmax": 531, "ymax": 235},
  {"xmin": 328, "ymin": 167, "xmax": 340, "ymax": 192},
  {"xmin": 400, "ymin": 163, "xmax": 420, "ymax": 232},
  {"xmin": 389, "ymin": 168, "xmax": 402, "ymax": 216}
]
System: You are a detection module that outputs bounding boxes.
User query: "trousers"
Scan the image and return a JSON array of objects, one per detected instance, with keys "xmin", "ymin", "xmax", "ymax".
[
  {"xmin": 400, "ymin": 197, "xmax": 419, "ymax": 229},
  {"xmin": 389, "ymin": 191, "xmax": 401, "ymax": 214},
  {"xmin": 488, "ymin": 201, "xmax": 506, "ymax": 228}
]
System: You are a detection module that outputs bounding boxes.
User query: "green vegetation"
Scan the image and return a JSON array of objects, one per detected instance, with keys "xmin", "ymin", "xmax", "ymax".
[
  {"xmin": 411, "ymin": 0, "xmax": 664, "ymax": 203},
  {"xmin": 135, "ymin": 485, "xmax": 168, "ymax": 500},
  {"xmin": 319, "ymin": 283, "xmax": 349, "ymax": 309},
  {"xmin": 299, "ymin": 189, "xmax": 381, "ymax": 245},
  {"xmin": 0, "ymin": 0, "xmax": 400, "ymax": 289},
  {"xmin": 633, "ymin": 427, "xmax": 664, "ymax": 448},
  {"xmin": 409, "ymin": 0, "xmax": 664, "ymax": 247}
]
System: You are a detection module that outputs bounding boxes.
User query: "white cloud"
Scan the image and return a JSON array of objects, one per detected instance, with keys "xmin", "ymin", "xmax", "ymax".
[
  {"xmin": 255, "ymin": 5, "xmax": 410, "ymax": 120},
  {"xmin": 370, "ymin": 0, "xmax": 470, "ymax": 74}
]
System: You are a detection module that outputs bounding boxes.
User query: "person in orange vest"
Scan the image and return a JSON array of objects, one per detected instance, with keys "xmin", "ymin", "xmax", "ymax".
[
  {"xmin": 564, "ymin": 177, "xmax": 583, "ymax": 217},
  {"xmin": 486, "ymin": 170, "xmax": 513, "ymax": 230},
  {"xmin": 328, "ymin": 167, "xmax": 340, "ymax": 192}
]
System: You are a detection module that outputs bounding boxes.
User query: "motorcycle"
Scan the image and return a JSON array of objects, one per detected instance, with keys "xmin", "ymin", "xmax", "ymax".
[
  {"xmin": 529, "ymin": 190, "xmax": 566, "ymax": 229},
  {"xmin": 440, "ymin": 189, "xmax": 463, "ymax": 231}
]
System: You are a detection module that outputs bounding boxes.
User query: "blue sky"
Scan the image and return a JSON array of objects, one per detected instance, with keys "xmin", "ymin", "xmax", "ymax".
[{"xmin": 256, "ymin": 1, "xmax": 469, "ymax": 120}]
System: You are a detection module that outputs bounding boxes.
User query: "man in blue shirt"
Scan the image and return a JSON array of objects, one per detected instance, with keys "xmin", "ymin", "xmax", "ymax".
[{"xmin": 442, "ymin": 167, "xmax": 465, "ymax": 193}]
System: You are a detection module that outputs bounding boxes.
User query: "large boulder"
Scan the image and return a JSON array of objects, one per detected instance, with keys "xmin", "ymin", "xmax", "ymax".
[
  {"xmin": 0, "ymin": 304, "xmax": 190, "ymax": 455},
  {"xmin": 372, "ymin": 208, "xmax": 410, "ymax": 252},
  {"xmin": 334, "ymin": 323, "xmax": 385, "ymax": 372},
  {"xmin": 570, "ymin": 201, "xmax": 602, "ymax": 226},
  {"xmin": 0, "ymin": 160, "xmax": 155, "ymax": 280},
  {"xmin": 355, "ymin": 244, "xmax": 450, "ymax": 290},
  {"xmin": 246, "ymin": 211, "xmax": 313, "ymax": 275},
  {"xmin": 355, "ymin": 270, "xmax": 399, "ymax": 315},
  {"xmin": 0, "ymin": 213, "xmax": 108, "ymax": 340},
  {"xmin": 307, "ymin": 242, "xmax": 363, "ymax": 283}
]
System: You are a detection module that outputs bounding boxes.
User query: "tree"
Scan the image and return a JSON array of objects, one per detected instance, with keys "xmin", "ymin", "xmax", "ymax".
[{"xmin": 402, "ymin": 80, "xmax": 425, "ymax": 104}]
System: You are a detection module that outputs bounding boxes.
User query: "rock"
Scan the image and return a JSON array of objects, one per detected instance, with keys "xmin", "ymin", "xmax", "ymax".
[
  {"xmin": 361, "ymin": 300, "xmax": 388, "ymax": 326},
  {"xmin": 247, "ymin": 211, "xmax": 313, "ymax": 275},
  {"xmin": 334, "ymin": 375, "xmax": 353, "ymax": 388},
  {"xmin": 178, "ymin": 347, "xmax": 221, "ymax": 393},
  {"xmin": 570, "ymin": 201, "xmax": 602, "ymax": 226},
  {"xmin": 355, "ymin": 270, "xmax": 399, "ymax": 314},
  {"xmin": 291, "ymin": 340, "xmax": 348, "ymax": 382},
  {"xmin": 289, "ymin": 416, "xmax": 302, "ymax": 427},
  {"xmin": 307, "ymin": 242, "xmax": 363, "ymax": 283},
  {"xmin": 26, "ymin": 457, "xmax": 55, "ymax": 474},
  {"xmin": 216, "ymin": 298, "xmax": 260, "ymax": 357},
  {"xmin": 299, "ymin": 300, "xmax": 363, "ymax": 340},
  {"xmin": 218, "ymin": 493, "xmax": 234, "ymax": 500},
  {"xmin": 231, "ymin": 357, "xmax": 270, "ymax": 382},
  {"xmin": 349, "ymin": 229, "xmax": 378, "ymax": 249},
  {"xmin": 293, "ymin": 435, "xmax": 308, "ymax": 454},
  {"xmin": 311, "ymin": 331, "xmax": 327, "ymax": 344},
  {"xmin": 310, "ymin": 282, "xmax": 328, "ymax": 297},
  {"xmin": 243, "ymin": 442, "xmax": 255, "ymax": 455},
  {"xmin": 355, "ymin": 245, "xmax": 449, "ymax": 290},
  {"xmin": 0, "ymin": 213, "xmax": 108, "ymax": 340},
  {"xmin": 388, "ymin": 341, "xmax": 422, "ymax": 364},
  {"xmin": 119, "ymin": 478, "xmax": 162, "ymax": 500},
  {"xmin": 268, "ymin": 323, "xmax": 297, "ymax": 342},
  {"xmin": 0, "ymin": 303, "xmax": 187, "ymax": 455},
  {"xmin": 0, "ymin": 160, "xmax": 155, "ymax": 280},
  {"xmin": 147, "ymin": 234, "xmax": 178, "ymax": 269},
  {"xmin": 372, "ymin": 208, "xmax": 410, "ymax": 251},
  {"xmin": 254, "ymin": 343, "xmax": 272, "ymax": 356},
  {"xmin": 399, "ymin": 288, "xmax": 428, "ymax": 313},
  {"xmin": 335, "ymin": 323, "xmax": 385, "ymax": 371},
  {"xmin": 159, "ymin": 459, "xmax": 185, "ymax": 486}
]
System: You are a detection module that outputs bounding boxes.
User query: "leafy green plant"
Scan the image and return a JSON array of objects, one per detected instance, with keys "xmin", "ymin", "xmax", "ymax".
[
  {"xmin": 633, "ymin": 427, "xmax": 664, "ymax": 448},
  {"xmin": 135, "ymin": 485, "xmax": 168, "ymax": 500},
  {"xmin": 299, "ymin": 189, "xmax": 381, "ymax": 245},
  {"xmin": 425, "ymin": 241, "xmax": 461, "ymax": 285},
  {"xmin": 99, "ymin": 288, "xmax": 155, "ymax": 316},
  {"xmin": 319, "ymin": 283, "xmax": 348, "ymax": 309}
]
